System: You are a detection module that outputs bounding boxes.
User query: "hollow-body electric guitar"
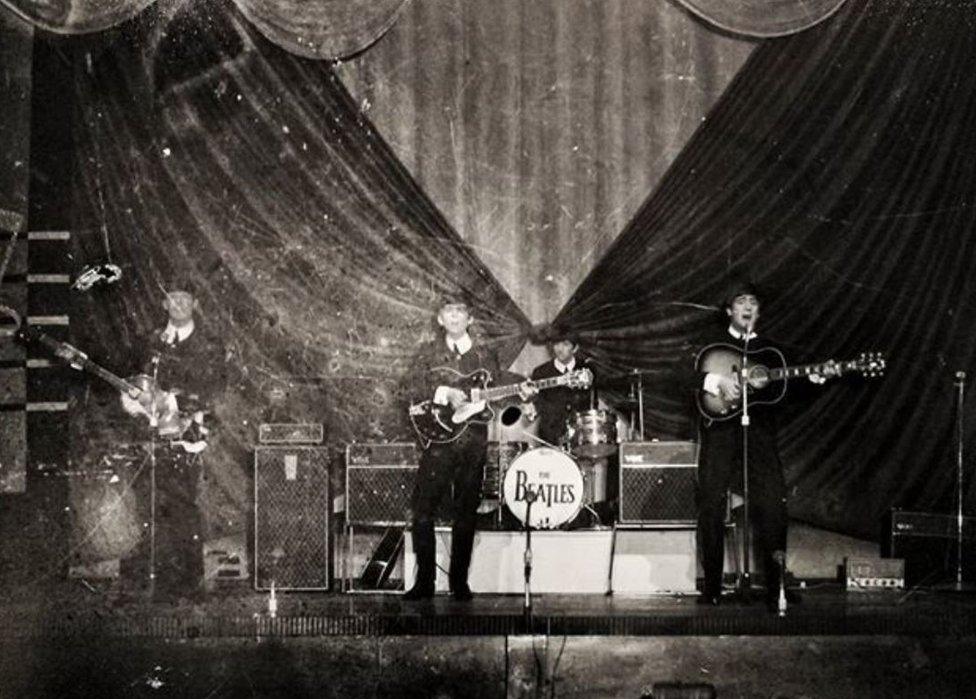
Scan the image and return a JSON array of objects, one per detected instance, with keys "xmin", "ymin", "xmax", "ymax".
[
  {"xmin": 696, "ymin": 343, "xmax": 885, "ymax": 420},
  {"xmin": 409, "ymin": 366, "xmax": 593, "ymax": 446}
]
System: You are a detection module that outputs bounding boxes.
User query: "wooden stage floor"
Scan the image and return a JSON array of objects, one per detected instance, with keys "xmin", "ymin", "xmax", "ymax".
[
  {"xmin": 4, "ymin": 582, "xmax": 976, "ymax": 698},
  {"xmin": 3, "ymin": 581, "xmax": 976, "ymax": 640}
]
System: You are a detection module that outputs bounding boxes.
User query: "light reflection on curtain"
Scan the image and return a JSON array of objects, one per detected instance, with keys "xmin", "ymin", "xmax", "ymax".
[
  {"xmin": 673, "ymin": 0, "xmax": 848, "ymax": 37},
  {"xmin": 555, "ymin": 0, "xmax": 976, "ymax": 539},
  {"xmin": 0, "ymin": 0, "xmax": 408, "ymax": 59}
]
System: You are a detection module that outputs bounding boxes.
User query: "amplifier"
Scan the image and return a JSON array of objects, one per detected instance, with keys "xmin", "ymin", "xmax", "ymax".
[
  {"xmin": 254, "ymin": 446, "xmax": 331, "ymax": 590},
  {"xmin": 845, "ymin": 556, "xmax": 905, "ymax": 590},
  {"xmin": 618, "ymin": 441, "xmax": 698, "ymax": 525},
  {"xmin": 888, "ymin": 510, "xmax": 976, "ymax": 541},
  {"xmin": 884, "ymin": 509, "xmax": 976, "ymax": 586},
  {"xmin": 258, "ymin": 423, "xmax": 324, "ymax": 444},
  {"xmin": 346, "ymin": 443, "xmax": 419, "ymax": 526}
]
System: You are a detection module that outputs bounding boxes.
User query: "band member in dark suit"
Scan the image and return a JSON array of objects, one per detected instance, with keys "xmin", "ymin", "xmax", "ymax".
[
  {"xmin": 529, "ymin": 328, "xmax": 594, "ymax": 446},
  {"xmin": 404, "ymin": 299, "xmax": 534, "ymax": 601},
  {"xmin": 121, "ymin": 288, "xmax": 226, "ymax": 602},
  {"xmin": 694, "ymin": 281, "xmax": 835, "ymax": 609}
]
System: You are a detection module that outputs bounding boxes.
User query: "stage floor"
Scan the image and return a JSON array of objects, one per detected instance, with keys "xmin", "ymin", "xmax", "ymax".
[
  {"xmin": 3, "ymin": 581, "xmax": 976, "ymax": 639},
  {"xmin": 4, "ymin": 582, "xmax": 976, "ymax": 698}
]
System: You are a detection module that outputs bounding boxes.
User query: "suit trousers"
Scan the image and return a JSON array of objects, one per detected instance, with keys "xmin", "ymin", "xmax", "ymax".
[
  {"xmin": 697, "ymin": 420, "xmax": 788, "ymax": 598},
  {"xmin": 410, "ymin": 427, "xmax": 487, "ymax": 589}
]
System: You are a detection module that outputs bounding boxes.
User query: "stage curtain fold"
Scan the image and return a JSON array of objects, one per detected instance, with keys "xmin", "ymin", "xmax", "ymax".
[
  {"xmin": 555, "ymin": 0, "xmax": 976, "ymax": 539},
  {"xmin": 59, "ymin": 1, "xmax": 527, "ymax": 536},
  {"xmin": 673, "ymin": 0, "xmax": 849, "ymax": 37},
  {"xmin": 0, "ymin": 0, "xmax": 408, "ymax": 59}
]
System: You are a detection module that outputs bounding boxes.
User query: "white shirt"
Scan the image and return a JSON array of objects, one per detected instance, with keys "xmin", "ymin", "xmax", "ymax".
[
  {"xmin": 445, "ymin": 333, "xmax": 472, "ymax": 355},
  {"xmin": 554, "ymin": 357, "xmax": 576, "ymax": 374},
  {"xmin": 702, "ymin": 325, "xmax": 756, "ymax": 395},
  {"xmin": 434, "ymin": 333, "xmax": 473, "ymax": 405},
  {"xmin": 160, "ymin": 321, "xmax": 195, "ymax": 345}
]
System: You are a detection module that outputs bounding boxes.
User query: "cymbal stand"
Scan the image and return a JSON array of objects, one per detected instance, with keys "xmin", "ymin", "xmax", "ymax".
[{"xmin": 627, "ymin": 369, "xmax": 645, "ymax": 441}]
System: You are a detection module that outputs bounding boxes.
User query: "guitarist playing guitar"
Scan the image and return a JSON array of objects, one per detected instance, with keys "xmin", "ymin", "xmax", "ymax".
[
  {"xmin": 403, "ymin": 299, "xmax": 537, "ymax": 602},
  {"xmin": 692, "ymin": 280, "xmax": 841, "ymax": 611}
]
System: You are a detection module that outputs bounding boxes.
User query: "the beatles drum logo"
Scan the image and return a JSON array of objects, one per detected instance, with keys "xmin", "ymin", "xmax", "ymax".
[{"xmin": 503, "ymin": 447, "xmax": 583, "ymax": 529}]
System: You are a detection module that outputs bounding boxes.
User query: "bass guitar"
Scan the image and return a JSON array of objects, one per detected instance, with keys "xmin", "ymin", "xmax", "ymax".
[
  {"xmin": 18, "ymin": 325, "xmax": 204, "ymax": 451},
  {"xmin": 409, "ymin": 366, "xmax": 593, "ymax": 446},
  {"xmin": 696, "ymin": 343, "xmax": 885, "ymax": 420}
]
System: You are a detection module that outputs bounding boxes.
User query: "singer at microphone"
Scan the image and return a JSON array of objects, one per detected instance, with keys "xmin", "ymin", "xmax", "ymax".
[
  {"xmin": 119, "ymin": 286, "xmax": 224, "ymax": 603},
  {"xmin": 689, "ymin": 279, "xmax": 799, "ymax": 610}
]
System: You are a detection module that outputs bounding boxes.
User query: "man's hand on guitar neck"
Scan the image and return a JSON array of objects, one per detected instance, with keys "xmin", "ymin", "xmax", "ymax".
[{"xmin": 809, "ymin": 359, "xmax": 840, "ymax": 385}]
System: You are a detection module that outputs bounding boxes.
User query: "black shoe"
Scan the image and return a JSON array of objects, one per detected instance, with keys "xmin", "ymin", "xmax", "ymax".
[
  {"xmin": 450, "ymin": 583, "xmax": 474, "ymax": 602},
  {"xmin": 403, "ymin": 582, "xmax": 435, "ymax": 601},
  {"xmin": 696, "ymin": 593, "xmax": 721, "ymax": 607}
]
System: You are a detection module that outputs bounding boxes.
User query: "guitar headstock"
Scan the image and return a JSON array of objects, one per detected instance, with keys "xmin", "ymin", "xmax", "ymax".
[
  {"xmin": 854, "ymin": 351, "xmax": 886, "ymax": 378},
  {"xmin": 567, "ymin": 367, "xmax": 593, "ymax": 390}
]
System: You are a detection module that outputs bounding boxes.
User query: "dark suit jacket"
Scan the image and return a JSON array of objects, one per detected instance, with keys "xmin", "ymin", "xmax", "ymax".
[{"xmin": 530, "ymin": 358, "xmax": 594, "ymax": 444}]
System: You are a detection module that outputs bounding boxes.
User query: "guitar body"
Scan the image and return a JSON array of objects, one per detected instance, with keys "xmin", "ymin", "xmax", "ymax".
[
  {"xmin": 408, "ymin": 365, "xmax": 594, "ymax": 447},
  {"xmin": 409, "ymin": 367, "xmax": 494, "ymax": 447},
  {"xmin": 696, "ymin": 343, "xmax": 788, "ymax": 420}
]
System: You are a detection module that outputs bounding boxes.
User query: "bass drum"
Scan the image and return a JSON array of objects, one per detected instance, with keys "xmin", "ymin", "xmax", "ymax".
[{"xmin": 502, "ymin": 447, "xmax": 583, "ymax": 529}]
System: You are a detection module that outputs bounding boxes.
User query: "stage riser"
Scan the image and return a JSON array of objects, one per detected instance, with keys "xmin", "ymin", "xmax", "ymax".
[{"xmin": 404, "ymin": 528, "xmax": 698, "ymax": 594}]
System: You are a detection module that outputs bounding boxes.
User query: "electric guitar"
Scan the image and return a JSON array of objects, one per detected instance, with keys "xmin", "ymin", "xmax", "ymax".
[
  {"xmin": 18, "ymin": 325, "xmax": 205, "ymax": 451},
  {"xmin": 696, "ymin": 343, "xmax": 885, "ymax": 420},
  {"xmin": 409, "ymin": 366, "xmax": 593, "ymax": 446}
]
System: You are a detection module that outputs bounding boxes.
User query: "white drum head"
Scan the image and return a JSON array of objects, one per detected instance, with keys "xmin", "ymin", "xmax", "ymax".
[{"xmin": 502, "ymin": 447, "xmax": 583, "ymax": 529}]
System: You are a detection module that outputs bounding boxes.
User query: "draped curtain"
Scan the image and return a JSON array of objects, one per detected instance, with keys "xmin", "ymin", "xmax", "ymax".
[
  {"xmin": 555, "ymin": 0, "xmax": 976, "ymax": 539},
  {"xmin": 0, "ymin": 0, "xmax": 848, "ymax": 57},
  {"xmin": 58, "ymin": 2, "xmax": 527, "ymax": 536},
  {"xmin": 673, "ymin": 0, "xmax": 849, "ymax": 37},
  {"xmin": 0, "ymin": 0, "xmax": 408, "ymax": 58}
]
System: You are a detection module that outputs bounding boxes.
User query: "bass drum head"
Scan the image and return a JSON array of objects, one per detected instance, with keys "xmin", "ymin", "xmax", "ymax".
[{"xmin": 502, "ymin": 447, "xmax": 583, "ymax": 529}]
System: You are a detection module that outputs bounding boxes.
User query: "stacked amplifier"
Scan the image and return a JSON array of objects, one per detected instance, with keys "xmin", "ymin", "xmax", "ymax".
[
  {"xmin": 346, "ymin": 443, "xmax": 419, "ymax": 526},
  {"xmin": 254, "ymin": 424, "xmax": 330, "ymax": 590}
]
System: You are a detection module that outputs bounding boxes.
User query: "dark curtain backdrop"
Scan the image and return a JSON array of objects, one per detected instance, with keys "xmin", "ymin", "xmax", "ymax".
[
  {"xmin": 49, "ymin": 1, "xmax": 527, "ymax": 537},
  {"xmin": 555, "ymin": 0, "xmax": 976, "ymax": 539}
]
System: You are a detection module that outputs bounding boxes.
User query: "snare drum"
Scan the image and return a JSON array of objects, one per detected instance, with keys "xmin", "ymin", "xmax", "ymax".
[
  {"xmin": 502, "ymin": 447, "xmax": 583, "ymax": 529},
  {"xmin": 567, "ymin": 409, "xmax": 618, "ymax": 458}
]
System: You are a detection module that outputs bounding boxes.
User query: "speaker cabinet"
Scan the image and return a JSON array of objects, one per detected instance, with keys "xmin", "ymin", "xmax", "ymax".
[
  {"xmin": 254, "ymin": 446, "xmax": 330, "ymax": 590},
  {"xmin": 346, "ymin": 443, "xmax": 419, "ymax": 526},
  {"xmin": 618, "ymin": 442, "xmax": 698, "ymax": 524},
  {"xmin": 884, "ymin": 509, "xmax": 976, "ymax": 587}
]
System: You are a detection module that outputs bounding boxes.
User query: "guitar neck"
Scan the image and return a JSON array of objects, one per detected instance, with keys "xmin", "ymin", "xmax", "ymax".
[
  {"xmin": 477, "ymin": 374, "xmax": 577, "ymax": 402},
  {"xmin": 768, "ymin": 360, "xmax": 852, "ymax": 381},
  {"xmin": 28, "ymin": 329, "xmax": 140, "ymax": 396}
]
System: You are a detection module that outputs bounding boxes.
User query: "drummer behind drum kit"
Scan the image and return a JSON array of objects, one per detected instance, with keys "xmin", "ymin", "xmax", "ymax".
[{"xmin": 490, "ymin": 408, "xmax": 620, "ymax": 530}]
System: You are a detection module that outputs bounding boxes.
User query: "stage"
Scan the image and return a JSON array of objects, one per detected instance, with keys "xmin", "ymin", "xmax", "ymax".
[{"xmin": 2, "ymin": 582, "xmax": 976, "ymax": 697}]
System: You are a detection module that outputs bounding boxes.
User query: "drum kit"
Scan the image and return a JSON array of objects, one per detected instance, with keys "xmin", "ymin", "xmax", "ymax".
[{"xmin": 491, "ymin": 407, "xmax": 622, "ymax": 530}]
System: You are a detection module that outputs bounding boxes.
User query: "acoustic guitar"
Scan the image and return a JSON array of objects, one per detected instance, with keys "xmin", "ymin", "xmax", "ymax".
[{"xmin": 696, "ymin": 343, "xmax": 885, "ymax": 420}]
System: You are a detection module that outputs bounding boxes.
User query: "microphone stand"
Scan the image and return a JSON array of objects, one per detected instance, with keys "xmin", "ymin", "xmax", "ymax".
[
  {"xmin": 935, "ymin": 371, "xmax": 974, "ymax": 592},
  {"xmin": 737, "ymin": 325, "xmax": 754, "ymax": 599},
  {"xmin": 147, "ymin": 354, "xmax": 161, "ymax": 599},
  {"xmin": 522, "ymin": 491, "xmax": 537, "ymax": 627}
]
